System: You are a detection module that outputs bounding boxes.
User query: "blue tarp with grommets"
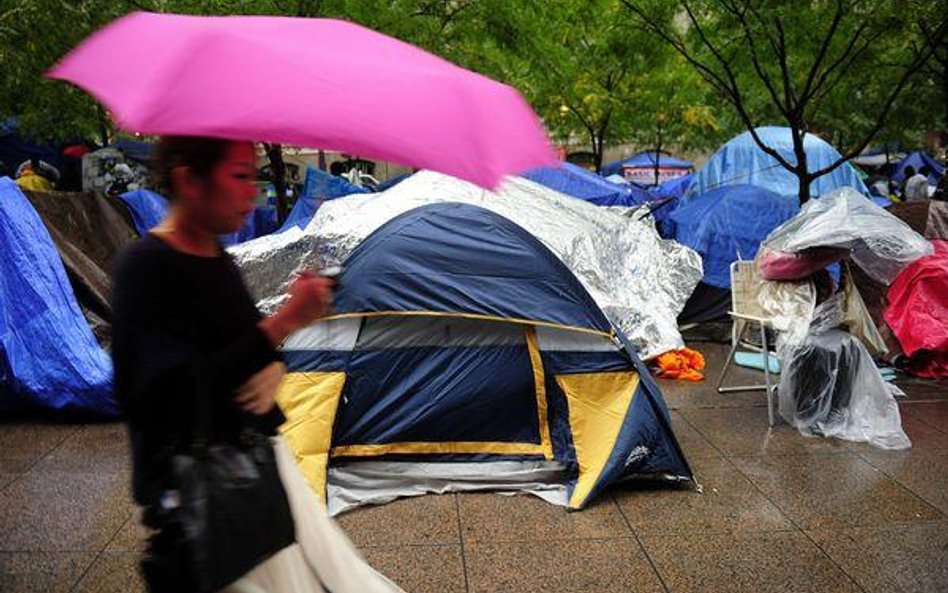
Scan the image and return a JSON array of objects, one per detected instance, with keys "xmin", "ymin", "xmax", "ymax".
[{"xmin": 0, "ymin": 177, "xmax": 116, "ymax": 416}]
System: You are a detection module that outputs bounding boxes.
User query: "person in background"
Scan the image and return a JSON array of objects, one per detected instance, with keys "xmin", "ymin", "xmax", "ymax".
[
  {"xmin": 904, "ymin": 165, "xmax": 930, "ymax": 201},
  {"xmin": 933, "ymin": 172, "xmax": 948, "ymax": 202}
]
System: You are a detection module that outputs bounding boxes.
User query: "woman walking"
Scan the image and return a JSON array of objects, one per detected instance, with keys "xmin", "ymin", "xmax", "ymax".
[{"xmin": 112, "ymin": 136, "xmax": 402, "ymax": 593}]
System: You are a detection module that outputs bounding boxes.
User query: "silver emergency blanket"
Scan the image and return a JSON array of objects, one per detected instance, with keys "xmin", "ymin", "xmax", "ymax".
[
  {"xmin": 762, "ymin": 186, "xmax": 933, "ymax": 285},
  {"xmin": 232, "ymin": 171, "xmax": 702, "ymax": 358}
]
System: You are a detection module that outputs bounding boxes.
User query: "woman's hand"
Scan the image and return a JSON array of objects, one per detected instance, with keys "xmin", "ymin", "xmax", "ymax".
[
  {"xmin": 259, "ymin": 271, "xmax": 334, "ymax": 347},
  {"xmin": 235, "ymin": 361, "xmax": 287, "ymax": 415}
]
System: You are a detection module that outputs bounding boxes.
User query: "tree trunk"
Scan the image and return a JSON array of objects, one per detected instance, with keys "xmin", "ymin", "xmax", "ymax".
[
  {"xmin": 265, "ymin": 143, "xmax": 289, "ymax": 225},
  {"xmin": 790, "ymin": 125, "xmax": 810, "ymax": 205},
  {"xmin": 654, "ymin": 119, "xmax": 664, "ymax": 185}
]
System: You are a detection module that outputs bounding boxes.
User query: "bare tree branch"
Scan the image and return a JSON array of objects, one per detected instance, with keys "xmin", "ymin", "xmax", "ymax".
[
  {"xmin": 797, "ymin": 0, "xmax": 845, "ymax": 105},
  {"xmin": 720, "ymin": 0, "xmax": 789, "ymax": 117},
  {"xmin": 811, "ymin": 18, "xmax": 948, "ymax": 178}
]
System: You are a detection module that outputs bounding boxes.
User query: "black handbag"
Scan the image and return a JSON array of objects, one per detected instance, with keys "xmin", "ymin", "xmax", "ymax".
[{"xmin": 141, "ymin": 382, "xmax": 296, "ymax": 593}]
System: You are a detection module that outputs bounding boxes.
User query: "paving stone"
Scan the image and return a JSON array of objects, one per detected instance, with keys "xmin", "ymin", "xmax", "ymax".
[
  {"xmin": 0, "ymin": 551, "xmax": 95, "ymax": 593},
  {"xmin": 900, "ymin": 401, "xmax": 948, "ymax": 434},
  {"xmin": 859, "ymin": 447, "xmax": 948, "ymax": 515},
  {"xmin": 668, "ymin": 410, "xmax": 722, "ymax": 459},
  {"xmin": 0, "ymin": 423, "xmax": 78, "ymax": 473},
  {"xmin": 681, "ymin": 407, "xmax": 858, "ymax": 457},
  {"xmin": 361, "ymin": 544, "xmax": 466, "ymax": 593},
  {"xmin": 732, "ymin": 453, "xmax": 943, "ymax": 529},
  {"xmin": 33, "ymin": 423, "xmax": 130, "ymax": 474},
  {"xmin": 335, "ymin": 493, "xmax": 459, "ymax": 547},
  {"xmin": 466, "ymin": 538, "xmax": 664, "ymax": 593},
  {"xmin": 808, "ymin": 522, "xmax": 948, "ymax": 593},
  {"xmin": 0, "ymin": 469, "xmax": 133, "ymax": 551},
  {"xmin": 459, "ymin": 491, "xmax": 629, "ymax": 543},
  {"xmin": 71, "ymin": 552, "xmax": 146, "ymax": 593},
  {"xmin": 105, "ymin": 513, "xmax": 149, "ymax": 552},
  {"xmin": 641, "ymin": 531, "xmax": 863, "ymax": 593},
  {"xmin": 616, "ymin": 457, "xmax": 793, "ymax": 535}
]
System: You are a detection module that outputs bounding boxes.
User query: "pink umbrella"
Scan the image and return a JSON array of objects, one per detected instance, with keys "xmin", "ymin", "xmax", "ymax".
[{"xmin": 47, "ymin": 12, "xmax": 555, "ymax": 189}]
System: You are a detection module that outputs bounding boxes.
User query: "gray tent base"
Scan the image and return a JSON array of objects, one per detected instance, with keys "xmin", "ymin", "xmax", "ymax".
[{"xmin": 326, "ymin": 460, "xmax": 569, "ymax": 516}]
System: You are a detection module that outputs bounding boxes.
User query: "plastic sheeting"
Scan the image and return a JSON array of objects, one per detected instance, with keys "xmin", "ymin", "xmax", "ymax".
[
  {"xmin": 884, "ymin": 240, "xmax": 948, "ymax": 378},
  {"xmin": 762, "ymin": 187, "xmax": 933, "ymax": 285},
  {"xmin": 778, "ymin": 321, "xmax": 910, "ymax": 450},
  {"xmin": 232, "ymin": 171, "xmax": 702, "ymax": 358},
  {"xmin": 0, "ymin": 178, "xmax": 116, "ymax": 415},
  {"xmin": 670, "ymin": 184, "xmax": 798, "ymax": 288},
  {"xmin": 684, "ymin": 127, "xmax": 868, "ymax": 200}
]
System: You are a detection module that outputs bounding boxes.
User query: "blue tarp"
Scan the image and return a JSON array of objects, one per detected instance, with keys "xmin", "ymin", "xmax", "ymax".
[
  {"xmin": 892, "ymin": 151, "xmax": 945, "ymax": 185},
  {"xmin": 220, "ymin": 207, "xmax": 279, "ymax": 246},
  {"xmin": 335, "ymin": 204, "xmax": 613, "ymax": 332},
  {"xmin": 670, "ymin": 184, "xmax": 798, "ymax": 288},
  {"xmin": 112, "ymin": 139, "xmax": 154, "ymax": 163},
  {"xmin": 119, "ymin": 188, "xmax": 279, "ymax": 244},
  {"xmin": 279, "ymin": 166, "xmax": 368, "ymax": 232},
  {"xmin": 648, "ymin": 173, "xmax": 694, "ymax": 200},
  {"xmin": 375, "ymin": 172, "xmax": 413, "ymax": 193},
  {"xmin": 119, "ymin": 189, "xmax": 168, "ymax": 235},
  {"xmin": 601, "ymin": 151, "xmax": 694, "ymax": 178},
  {"xmin": 523, "ymin": 162, "xmax": 650, "ymax": 207},
  {"xmin": 0, "ymin": 178, "xmax": 116, "ymax": 416},
  {"xmin": 685, "ymin": 127, "xmax": 868, "ymax": 201}
]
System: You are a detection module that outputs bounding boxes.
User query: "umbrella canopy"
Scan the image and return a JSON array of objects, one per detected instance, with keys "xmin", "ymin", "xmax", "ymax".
[{"xmin": 47, "ymin": 12, "xmax": 555, "ymax": 189}]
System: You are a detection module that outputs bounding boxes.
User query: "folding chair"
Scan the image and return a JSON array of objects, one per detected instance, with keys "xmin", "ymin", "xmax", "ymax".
[{"xmin": 715, "ymin": 260, "xmax": 814, "ymax": 426}]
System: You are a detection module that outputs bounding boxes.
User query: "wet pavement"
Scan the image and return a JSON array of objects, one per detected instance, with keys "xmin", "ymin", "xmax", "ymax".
[{"xmin": 1, "ymin": 342, "xmax": 946, "ymax": 593}]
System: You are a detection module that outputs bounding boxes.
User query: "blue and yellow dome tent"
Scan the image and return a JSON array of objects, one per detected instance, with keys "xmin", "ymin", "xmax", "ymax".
[{"xmin": 276, "ymin": 202, "xmax": 693, "ymax": 512}]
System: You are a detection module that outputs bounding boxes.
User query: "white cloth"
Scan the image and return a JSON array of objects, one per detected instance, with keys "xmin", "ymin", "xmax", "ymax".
[
  {"xmin": 220, "ymin": 437, "xmax": 405, "ymax": 593},
  {"xmin": 904, "ymin": 173, "xmax": 930, "ymax": 202}
]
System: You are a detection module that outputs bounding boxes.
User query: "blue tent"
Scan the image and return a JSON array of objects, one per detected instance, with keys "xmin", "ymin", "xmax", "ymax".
[
  {"xmin": 524, "ymin": 162, "xmax": 650, "ymax": 207},
  {"xmin": 277, "ymin": 203, "xmax": 692, "ymax": 511},
  {"xmin": 685, "ymin": 127, "xmax": 868, "ymax": 201},
  {"xmin": 119, "ymin": 189, "xmax": 168, "ymax": 235},
  {"xmin": 669, "ymin": 184, "xmax": 798, "ymax": 288},
  {"xmin": 0, "ymin": 178, "xmax": 116, "ymax": 416},
  {"xmin": 601, "ymin": 151, "xmax": 694, "ymax": 178},
  {"xmin": 279, "ymin": 166, "xmax": 369, "ymax": 232},
  {"xmin": 892, "ymin": 151, "xmax": 945, "ymax": 185}
]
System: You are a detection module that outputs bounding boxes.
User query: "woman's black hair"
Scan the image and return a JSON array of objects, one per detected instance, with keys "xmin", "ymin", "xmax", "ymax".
[{"xmin": 153, "ymin": 136, "xmax": 236, "ymax": 198}]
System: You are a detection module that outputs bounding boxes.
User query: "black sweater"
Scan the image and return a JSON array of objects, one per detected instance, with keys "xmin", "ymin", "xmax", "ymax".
[{"xmin": 111, "ymin": 234, "xmax": 284, "ymax": 505}]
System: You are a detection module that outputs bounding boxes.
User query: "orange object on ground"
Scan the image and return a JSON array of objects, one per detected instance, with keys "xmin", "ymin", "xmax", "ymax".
[{"xmin": 655, "ymin": 347, "xmax": 706, "ymax": 381}]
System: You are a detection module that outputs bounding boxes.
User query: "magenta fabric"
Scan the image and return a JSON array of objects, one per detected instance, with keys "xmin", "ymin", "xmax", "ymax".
[{"xmin": 48, "ymin": 12, "xmax": 555, "ymax": 189}]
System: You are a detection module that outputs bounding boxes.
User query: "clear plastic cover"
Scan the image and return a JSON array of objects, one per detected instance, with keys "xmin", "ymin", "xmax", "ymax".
[
  {"xmin": 763, "ymin": 187, "xmax": 933, "ymax": 284},
  {"xmin": 777, "ymin": 298, "xmax": 910, "ymax": 450}
]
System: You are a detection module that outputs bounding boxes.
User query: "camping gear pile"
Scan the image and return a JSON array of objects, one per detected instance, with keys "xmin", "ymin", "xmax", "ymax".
[{"xmin": 756, "ymin": 187, "xmax": 934, "ymax": 448}]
